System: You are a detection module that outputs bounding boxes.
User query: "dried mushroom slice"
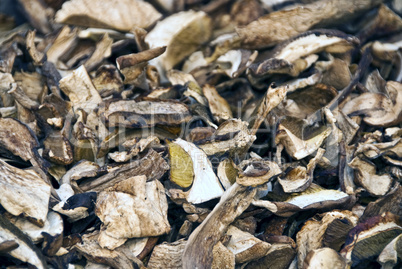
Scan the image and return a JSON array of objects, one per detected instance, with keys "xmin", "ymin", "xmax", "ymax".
[
  {"xmin": 253, "ymin": 184, "xmax": 351, "ymax": 217},
  {"xmin": 182, "ymin": 183, "xmax": 257, "ymax": 269},
  {"xmin": 80, "ymin": 149, "xmax": 169, "ymax": 192},
  {"xmin": 225, "ymin": 225, "xmax": 271, "ymax": 264},
  {"xmin": 198, "ymin": 119, "xmax": 256, "ymax": 157},
  {"xmin": 147, "ymin": 239, "xmax": 187, "ymax": 269},
  {"xmin": 83, "ymin": 33, "xmax": 113, "ymax": 72},
  {"xmin": 303, "ymin": 247, "xmax": 347, "ymax": 269},
  {"xmin": 92, "ymin": 65, "xmax": 123, "ymax": 97},
  {"xmin": 145, "ymin": 10, "xmax": 212, "ymax": 71},
  {"xmin": 236, "ymin": 0, "xmax": 379, "ymax": 49},
  {"xmin": 7, "ymin": 211, "xmax": 63, "ymax": 245},
  {"xmin": 296, "ymin": 210, "xmax": 358, "ymax": 268},
  {"xmin": 211, "ymin": 241, "xmax": 235, "ymax": 269},
  {"xmin": 109, "ymin": 136, "xmax": 160, "ymax": 163},
  {"xmin": 0, "ymin": 160, "xmax": 50, "ymax": 227},
  {"xmin": 348, "ymin": 156, "xmax": 393, "ymax": 196},
  {"xmin": 278, "ymin": 148, "xmax": 324, "ymax": 193},
  {"xmin": 96, "ymin": 176, "xmax": 170, "ymax": 249},
  {"xmin": 217, "ymin": 158, "xmax": 238, "ymax": 190},
  {"xmin": 116, "ymin": 46, "xmax": 166, "ymax": 84},
  {"xmin": 342, "ymin": 81, "xmax": 402, "ymax": 127},
  {"xmin": 341, "ymin": 212, "xmax": 402, "ymax": 266},
  {"xmin": 236, "ymin": 158, "xmax": 281, "ymax": 187},
  {"xmin": 276, "ymin": 117, "xmax": 332, "ymax": 160},
  {"xmin": 168, "ymin": 138, "xmax": 224, "ymax": 204},
  {"xmin": 103, "ymin": 99, "xmax": 191, "ymax": 128},
  {"xmin": 243, "ymin": 242, "xmax": 296, "ymax": 269},
  {"xmin": 202, "ymin": 84, "xmax": 233, "ymax": 124},
  {"xmin": 43, "ymin": 130, "xmax": 73, "ymax": 165},
  {"xmin": 74, "ymin": 231, "xmax": 144, "ymax": 269},
  {"xmin": 46, "ymin": 26, "xmax": 78, "ymax": 66},
  {"xmin": 55, "ymin": 0, "xmax": 162, "ymax": 31},
  {"xmin": 0, "ymin": 117, "xmax": 47, "ymax": 170},
  {"xmin": 59, "ymin": 65, "xmax": 102, "ymax": 112},
  {"xmin": 0, "ymin": 214, "xmax": 47, "ymax": 269},
  {"xmin": 377, "ymin": 233, "xmax": 402, "ymax": 268}
]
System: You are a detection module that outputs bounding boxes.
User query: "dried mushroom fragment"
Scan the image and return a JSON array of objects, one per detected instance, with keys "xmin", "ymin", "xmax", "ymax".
[
  {"xmin": 96, "ymin": 176, "xmax": 170, "ymax": 249},
  {"xmin": 276, "ymin": 117, "xmax": 332, "ymax": 160},
  {"xmin": 46, "ymin": 26, "xmax": 78, "ymax": 65},
  {"xmin": 182, "ymin": 183, "xmax": 257, "ymax": 269},
  {"xmin": 243, "ymin": 242, "xmax": 296, "ymax": 269},
  {"xmin": 0, "ymin": 160, "xmax": 50, "ymax": 227},
  {"xmin": 377, "ymin": 233, "xmax": 402, "ymax": 268},
  {"xmin": 236, "ymin": 0, "xmax": 381, "ymax": 49},
  {"xmin": 55, "ymin": 0, "xmax": 161, "ymax": 31},
  {"xmin": 202, "ymin": 84, "xmax": 233, "ymax": 123},
  {"xmin": 0, "ymin": 214, "xmax": 47, "ymax": 269},
  {"xmin": 225, "ymin": 225, "xmax": 271, "ymax": 264},
  {"xmin": 0, "ymin": 117, "xmax": 47, "ymax": 170},
  {"xmin": 80, "ymin": 149, "xmax": 168, "ymax": 192},
  {"xmin": 198, "ymin": 119, "xmax": 256, "ymax": 157},
  {"xmin": 147, "ymin": 239, "xmax": 187, "ymax": 269},
  {"xmin": 253, "ymin": 184, "xmax": 351, "ymax": 217},
  {"xmin": 145, "ymin": 10, "xmax": 212, "ymax": 71},
  {"xmin": 83, "ymin": 33, "xmax": 113, "ymax": 72},
  {"xmin": 59, "ymin": 65, "xmax": 102, "ymax": 112},
  {"xmin": 74, "ymin": 231, "xmax": 144, "ymax": 269},
  {"xmin": 296, "ymin": 210, "xmax": 358, "ymax": 268},
  {"xmin": 217, "ymin": 158, "xmax": 238, "ymax": 190},
  {"xmin": 303, "ymin": 247, "xmax": 347, "ymax": 269},
  {"xmin": 341, "ymin": 212, "xmax": 402, "ymax": 266},
  {"xmin": 342, "ymin": 81, "xmax": 402, "ymax": 127},
  {"xmin": 211, "ymin": 241, "xmax": 235, "ymax": 269},
  {"xmin": 236, "ymin": 158, "xmax": 281, "ymax": 187},
  {"xmin": 109, "ymin": 136, "xmax": 160, "ymax": 163},
  {"xmin": 7, "ymin": 211, "xmax": 63, "ymax": 245},
  {"xmin": 103, "ymin": 99, "xmax": 191, "ymax": 128},
  {"xmin": 43, "ymin": 130, "xmax": 73, "ymax": 165},
  {"xmin": 116, "ymin": 46, "xmax": 166, "ymax": 84},
  {"xmin": 52, "ymin": 192, "xmax": 97, "ymax": 222},
  {"xmin": 348, "ymin": 156, "xmax": 393, "ymax": 196},
  {"xmin": 278, "ymin": 148, "xmax": 324, "ymax": 193},
  {"xmin": 92, "ymin": 65, "xmax": 123, "ymax": 97},
  {"xmin": 168, "ymin": 138, "xmax": 224, "ymax": 204}
]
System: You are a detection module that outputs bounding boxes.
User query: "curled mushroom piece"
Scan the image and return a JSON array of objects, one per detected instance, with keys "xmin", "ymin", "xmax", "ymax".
[{"xmin": 304, "ymin": 247, "xmax": 347, "ymax": 269}]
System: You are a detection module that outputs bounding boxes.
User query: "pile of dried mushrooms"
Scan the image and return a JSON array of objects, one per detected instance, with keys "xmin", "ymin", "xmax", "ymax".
[{"xmin": 0, "ymin": 0, "xmax": 402, "ymax": 268}]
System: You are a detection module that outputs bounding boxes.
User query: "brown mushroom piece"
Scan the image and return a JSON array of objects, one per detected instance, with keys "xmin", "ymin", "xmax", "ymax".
[
  {"xmin": 252, "ymin": 184, "xmax": 352, "ymax": 217},
  {"xmin": 0, "ymin": 214, "xmax": 47, "ymax": 269},
  {"xmin": 95, "ymin": 175, "xmax": 170, "ymax": 249},
  {"xmin": 296, "ymin": 210, "xmax": 358, "ymax": 268},
  {"xmin": 341, "ymin": 212, "xmax": 402, "ymax": 266},
  {"xmin": 147, "ymin": 239, "xmax": 187, "ymax": 269},
  {"xmin": 55, "ymin": 0, "xmax": 161, "ymax": 32},
  {"xmin": 236, "ymin": 158, "xmax": 281, "ymax": 187}
]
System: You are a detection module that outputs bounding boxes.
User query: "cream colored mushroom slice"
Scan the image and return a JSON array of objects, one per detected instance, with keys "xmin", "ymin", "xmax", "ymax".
[
  {"xmin": 59, "ymin": 65, "xmax": 102, "ymax": 112},
  {"xmin": 83, "ymin": 33, "xmax": 113, "ymax": 72},
  {"xmin": 108, "ymin": 136, "xmax": 160, "ymax": 163},
  {"xmin": 278, "ymin": 148, "xmax": 324, "ymax": 193},
  {"xmin": 202, "ymin": 84, "xmax": 233, "ymax": 124},
  {"xmin": 281, "ymin": 72, "xmax": 322, "ymax": 94},
  {"xmin": 377, "ymin": 234, "xmax": 402, "ymax": 269},
  {"xmin": 226, "ymin": 225, "xmax": 271, "ymax": 264},
  {"xmin": 217, "ymin": 158, "xmax": 238, "ymax": 190},
  {"xmin": 236, "ymin": 158, "xmax": 281, "ymax": 187},
  {"xmin": 74, "ymin": 231, "xmax": 144, "ymax": 269},
  {"xmin": 96, "ymin": 175, "xmax": 170, "ymax": 249},
  {"xmin": 296, "ymin": 210, "xmax": 358, "ymax": 268},
  {"xmin": 183, "ymin": 183, "xmax": 257, "ymax": 268},
  {"xmin": 147, "ymin": 239, "xmax": 187, "ymax": 269},
  {"xmin": 145, "ymin": 10, "xmax": 212, "ymax": 71},
  {"xmin": 212, "ymin": 241, "xmax": 235, "ymax": 269},
  {"xmin": 252, "ymin": 184, "xmax": 351, "ymax": 217},
  {"xmin": 7, "ymin": 211, "xmax": 63, "ymax": 244},
  {"xmin": 55, "ymin": 0, "xmax": 161, "ymax": 31},
  {"xmin": 0, "ymin": 160, "xmax": 50, "ymax": 227},
  {"xmin": 46, "ymin": 26, "xmax": 78, "ymax": 66},
  {"xmin": 348, "ymin": 156, "xmax": 393, "ymax": 196},
  {"xmin": 198, "ymin": 119, "xmax": 256, "ymax": 157},
  {"xmin": 342, "ymin": 81, "xmax": 402, "ymax": 127},
  {"xmin": 168, "ymin": 138, "xmax": 224, "ymax": 204},
  {"xmin": 341, "ymin": 212, "xmax": 402, "ymax": 267},
  {"xmin": 215, "ymin": 49, "xmax": 258, "ymax": 78},
  {"xmin": 276, "ymin": 117, "xmax": 332, "ymax": 160},
  {"xmin": 303, "ymin": 247, "xmax": 347, "ymax": 269},
  {"xmin": 0, "ymin": 214, "xmax": 47, "ymax": 269}
]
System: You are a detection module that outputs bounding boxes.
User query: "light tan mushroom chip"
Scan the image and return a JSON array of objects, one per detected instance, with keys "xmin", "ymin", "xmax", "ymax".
[
  {"xmin": 225, "ymin": 225, "xmax": 271, "ymax": 264},
  {"xmin": 145, "ymin": 10, "xmax": 212, "ymax": 71},
  {"xmin": 55, "ymin": 0, "xmax": 162, "ymax": 31},
  {"xmin": 147, "ymin": 239, "xmax": 187, "ymax": 269},
  {"xmin": 303, "ymin": 247, "xmax": 347, "ymax": 269},
  {"xmin": 211, "ymin": 241, "xmax": 235, "ymax": 269},
  {"xmin": 202, "ymin": 84, "xmax": 233, "ymax": 123},
  {"xmin": 236, "ymin": 158, "xmax": 281, "ymax": 187},
  {"xmin": 0, "ymin": 160, "xmax": 50, "ymax": 227},
  {"xmin": 377, "ymin": 233, "xmax": 402, "ymax": 268},
  {"xmin": 96, "ymin": 175, "xmax": 170, "ymax": 249}
]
